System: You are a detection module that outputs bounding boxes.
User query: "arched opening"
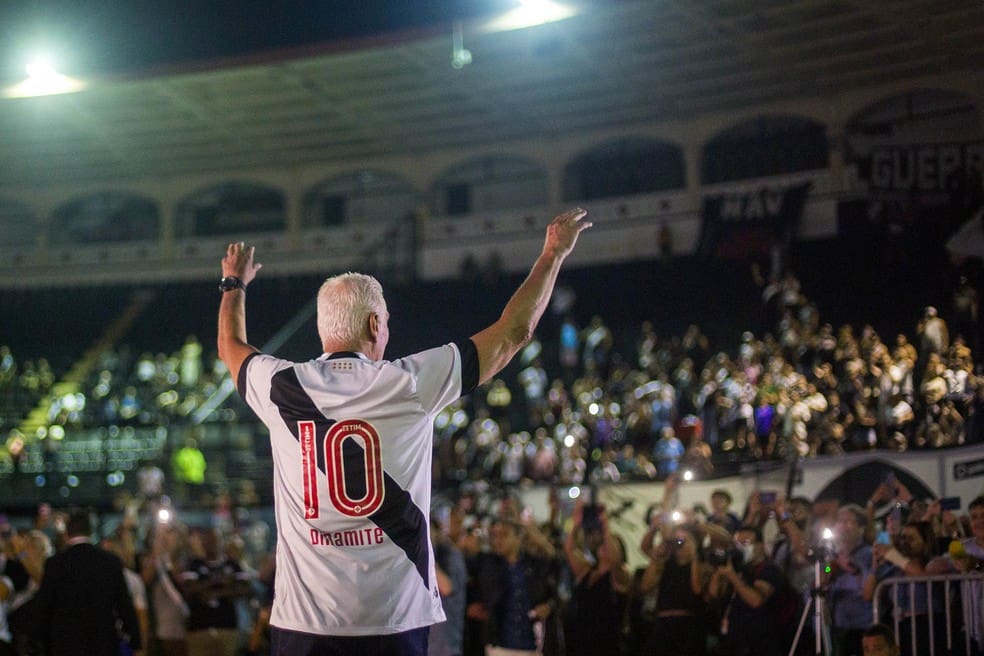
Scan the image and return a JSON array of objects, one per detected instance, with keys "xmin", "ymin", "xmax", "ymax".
[
  {"xmin": 49, "ymin": 192, "xmax": 160, "ymax": 244},
  {"xmin": 433, "ymin": 155, "xmax": 548, "ymax": 216},
  {"xmin": 701, "ymin": 115, "xmax": 829, "ymax": 184},
  {"xmin": 302, "ymin": 170, "xmax": 418, "ymax": 228},
  {"xmin": 563, "ymin": 137, "xmax": 684, "ymax": 200},
  {"xmin": 0, "ymin": 198, "xmax": 40, "ymax": 247},
  {"xmin": 175, "ymin": 182, "xmax": 286, "ymax": 237}
]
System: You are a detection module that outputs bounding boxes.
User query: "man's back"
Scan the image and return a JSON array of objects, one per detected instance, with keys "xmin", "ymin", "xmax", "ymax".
[
  {"xmin": 218, "ymin": 208, "xmax": 590, "ymax": 654},
  {"xmin": 239, "ymin": 346, "xmax": 470, "ymax": 635}
]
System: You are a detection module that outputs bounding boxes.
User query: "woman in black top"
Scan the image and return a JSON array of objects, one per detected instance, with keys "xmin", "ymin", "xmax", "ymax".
[
  {"xmin": 640, "ymin": 525, "xmax": 709, "ymax": 656},
  {"xmin": 563, "ymin": 503, "xmax": 631, "ymax": 656}
]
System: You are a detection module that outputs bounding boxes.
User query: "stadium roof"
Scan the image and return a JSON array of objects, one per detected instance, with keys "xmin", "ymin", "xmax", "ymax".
[{"xmin": 0, "ymin": 0, "xmax": 982, "ymax": 189}]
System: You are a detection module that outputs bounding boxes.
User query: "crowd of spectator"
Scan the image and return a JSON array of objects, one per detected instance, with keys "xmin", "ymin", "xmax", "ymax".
[
  {"xmin": 58, "ymin": 335, "xmax": 231, "ymax": 430},
  {"xmin": 0, "ymin": 495, "xmax": 275, "ymax": 656},
  {"xmin": 1, "ymin": 474, "xmax": 982, "ymax": 656},
  {"xmin": 0, "ymin": 262, "xmax": 982, "ymax": 654},
  {"xmin": 0, "ymin": 347, "xmax": 54, "ymax": 435},
  {"xmin": 1, "ymin": 269, "xmax": 981, "ymax": 501},
  {"xmin": 437, "ymin": 272, "xmax": 981, "ymax": 491}
]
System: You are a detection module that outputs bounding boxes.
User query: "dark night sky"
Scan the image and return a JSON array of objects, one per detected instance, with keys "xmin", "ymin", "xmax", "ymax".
[{"xmin": 0, "ymin": 0, "xmax": 518, "ymax": 81}]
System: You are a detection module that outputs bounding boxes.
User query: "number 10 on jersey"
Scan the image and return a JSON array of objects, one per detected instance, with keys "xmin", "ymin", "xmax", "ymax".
[{"xmin": 299, "ymin": 419, "xmax": 385, "ymax": 519}]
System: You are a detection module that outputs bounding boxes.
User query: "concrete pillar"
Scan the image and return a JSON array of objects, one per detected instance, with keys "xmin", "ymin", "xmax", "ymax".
[
  {"xmin": 158, "ymin": 197, "xmax": 176, "ymax": 259},
  {"xmin": 826, "ymin": 122, "xmax": 848, "ymax": 193},
  {"xmin": 543, "ymin": 168, "xmax": 559, "ymax": 208},
  {"xmin": 283, "ymin": 184, "xmax": 303, "ymax": 250},
  {"xmin": 683, "ymin": 140, "xmax": 702, "ymax": 208}
]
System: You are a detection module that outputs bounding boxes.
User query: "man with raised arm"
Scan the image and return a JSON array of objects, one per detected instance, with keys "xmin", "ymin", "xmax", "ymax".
[{"xmin": 217, "ymin": 208, "xmax": 590, "ymax": 656}]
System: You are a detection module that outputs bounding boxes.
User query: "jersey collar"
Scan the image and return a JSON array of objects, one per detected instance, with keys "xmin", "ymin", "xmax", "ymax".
[{"xmin": 321, "ymin": 351, "xmax": 368, "ymax": 361}]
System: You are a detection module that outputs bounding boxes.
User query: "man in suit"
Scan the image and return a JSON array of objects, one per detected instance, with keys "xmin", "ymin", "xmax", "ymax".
[{"xmin": 34, "ymin": 509, "xmax": 142, "ymax": 656}]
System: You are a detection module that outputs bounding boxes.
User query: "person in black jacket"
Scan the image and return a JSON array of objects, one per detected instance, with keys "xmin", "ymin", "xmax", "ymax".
[
  {"xmin": 34, "ymin": 509, "xmax": 142, "ymax": 656},
  {"xmin": 470, "ymin": 519, "xmax": 557, "ymax": 656},
  {"xmin": 706, "ymin": 525, "xmax": 785, "ymax": 656}
]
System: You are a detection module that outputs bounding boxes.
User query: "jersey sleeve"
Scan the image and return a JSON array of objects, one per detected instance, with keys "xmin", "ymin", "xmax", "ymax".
[
  {"xmin": 237, "ymin": 352, "xmax": 294, "ymax": 414},
  {"xmin": 395, "ymin": 342, "xmax": 475, "ymax": 414}
]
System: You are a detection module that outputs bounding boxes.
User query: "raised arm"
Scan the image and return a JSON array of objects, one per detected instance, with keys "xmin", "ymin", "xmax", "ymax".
[
  {"xmin": 471, "ymin": 208, "xmax": 591, "ymax": 385},
  {"xmin": 217, "ymin": 241, "xmax": 263, "ymax": 383},
  {"xmin": 564, "ymin": 500, "xmax": 595, "ymax": 584}
]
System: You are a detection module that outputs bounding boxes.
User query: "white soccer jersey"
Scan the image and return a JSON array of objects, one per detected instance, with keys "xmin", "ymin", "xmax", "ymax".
[{"xmin": 238, "ymin": 342, "xmax": 477, "ymax": 636}]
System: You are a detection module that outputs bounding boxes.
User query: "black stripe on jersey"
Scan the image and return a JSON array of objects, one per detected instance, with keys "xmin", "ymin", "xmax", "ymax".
[
  {"xmin": 270, "ymin": 366, "xmax": 333, "ymax": 480},
  {"xmin": 458, "ymin": 339, "xmax": 479, "ymax": 396},
  {"xmin": 237, "ymin": 351, "xmax": 262, "ymax": 398},
  {"xmin": 269, "ymin": 366, "xmax": 431, "ymax": 588},
  {"xmin": 373, "ymin": 477, "xmax": 430, "ymax": 586},
  {"xmin": 270, "ymin": 367, "xmax": 335, "ymax": 433}
]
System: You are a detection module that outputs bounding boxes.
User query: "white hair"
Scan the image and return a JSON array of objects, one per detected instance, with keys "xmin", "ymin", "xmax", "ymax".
[{"xmin": 316, "ymin": 272, "xmax": 386, "ymax": 348}]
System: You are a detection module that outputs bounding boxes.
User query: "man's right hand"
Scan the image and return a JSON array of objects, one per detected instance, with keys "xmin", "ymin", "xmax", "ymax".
[
  {"xmin": 543, "ymin": 208, "xmax": 591, "ymax": 259},
  {"xmin": 470, "ymin": 207, "xmax": 591, "ymax": 386}
]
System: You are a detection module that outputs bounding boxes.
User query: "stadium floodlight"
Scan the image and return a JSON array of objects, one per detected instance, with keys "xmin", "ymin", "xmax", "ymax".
[
  {"xmin": 482, "ymin": 0, "xmax": 577, "ymax": 32},
  {"xmin": 3, "ymin": 53, "xmax": 87, "ymax": 99},
  {"xmin": 26, "ymin": 56, "xmax": 57, "ymax": 79}
]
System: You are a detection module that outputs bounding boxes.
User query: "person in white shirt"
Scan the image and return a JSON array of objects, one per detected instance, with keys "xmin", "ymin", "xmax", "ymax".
[{"xmin": 217, "ymin": 208, "xmax": 590, "ymax": 656}]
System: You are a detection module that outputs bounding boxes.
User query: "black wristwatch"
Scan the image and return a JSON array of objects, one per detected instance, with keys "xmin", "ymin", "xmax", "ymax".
[{"xmin": 219, "ymin": 276, "xmax": 247, "ymax": 292}]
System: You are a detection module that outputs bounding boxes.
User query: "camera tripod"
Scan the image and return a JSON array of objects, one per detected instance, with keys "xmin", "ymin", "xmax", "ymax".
[{"xmin": 788, "ymin": 558, "xmax": 833, "ymax": 656}]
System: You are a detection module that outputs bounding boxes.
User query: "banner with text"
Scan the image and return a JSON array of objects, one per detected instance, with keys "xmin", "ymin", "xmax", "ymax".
[
  {"xmin": 697, "ymin": 181, "xmax": 812, "ymax": 260},
  {"xmin": 860, "ymin": 140, "xmax": 984, "ymax": 204}
]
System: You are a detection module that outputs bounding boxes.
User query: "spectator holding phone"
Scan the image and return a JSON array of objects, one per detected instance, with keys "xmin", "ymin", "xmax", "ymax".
[
  {"xmin": 562, "ymin": 500, "xmax": 629, "ymax": 656},
  {"xmin": 742, "ymin": 490, "xmax": 777, "ymax": 529},
  {"xmin": 828, "ymin": 504, "xmax": 874, "ymax": 656},
  {"xmin": 707, "ymin": 525, "xmax": 785, "ymax": 656},
  {"xmin": 639, "ymin": 524, "xmax": 709, "ymax": 656},
  {"xmin": 865, "ymin": 475, "xmax": 914, "ymax": 543},
  {"xmin": 948, "ymin": 494, "xmax": 984, "ymax": 569},
  {"xmin": 917, "ymin": 496, "xmax": 963, "ymax": 556},
  {"xmin": 945, "ymin": 495, "xmax": 984, "ymax": 655},
  {"xmin": 769, "ymin": 496, "xmax": 813, "ymax": 597},
  {"xmin": 864, "ymin": 520, "xmax": 948, "ymax": 656},
  {"xmin": 640, "ymin": 474, "xmax": 682, "ymax": 559}
]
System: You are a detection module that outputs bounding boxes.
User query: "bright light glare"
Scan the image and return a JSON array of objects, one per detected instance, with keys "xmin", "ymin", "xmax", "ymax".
[
  {"xmin": 568, "ymin": 486, "xmax": 581, "ymax": 500},
  {"xmin": 483, "ymin": 0, "xmax": 577, "ymax": 32},
  {"xmin": 4, "ymin": 54, "xmax": 87, "ymax": 99},
  {"xmin": 683, "ymin": 470, "xmax": 694, "ymax": 481},
  {"xmin": 26, "ymin": 56, "xmax": 57, "ymax": 80},
  {"xmin": 822, "ymin": 527, "xmax": 834, "ymax": 541}
]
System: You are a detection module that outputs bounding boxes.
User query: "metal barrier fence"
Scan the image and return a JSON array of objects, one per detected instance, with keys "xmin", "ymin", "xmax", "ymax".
[{"xmin": 873, "ymin": 572, "xmax": 984, "ymax": 656}]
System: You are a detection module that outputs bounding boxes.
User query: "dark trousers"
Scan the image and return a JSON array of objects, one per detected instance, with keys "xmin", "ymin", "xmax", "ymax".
[
  {"xmin": 832, "ymin": 626, "xmax": 864, "ymax": 656},
  {"xmin": 270, "ymin": 625, "xmax": 429, "ymax": 656},
  {"xmin": 897, "ymin": 614, "xmax": 947, "ymax": 656},
  {"xmin": 645, "ymin": 615, "xmax": 706, "ymax": 656}
]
